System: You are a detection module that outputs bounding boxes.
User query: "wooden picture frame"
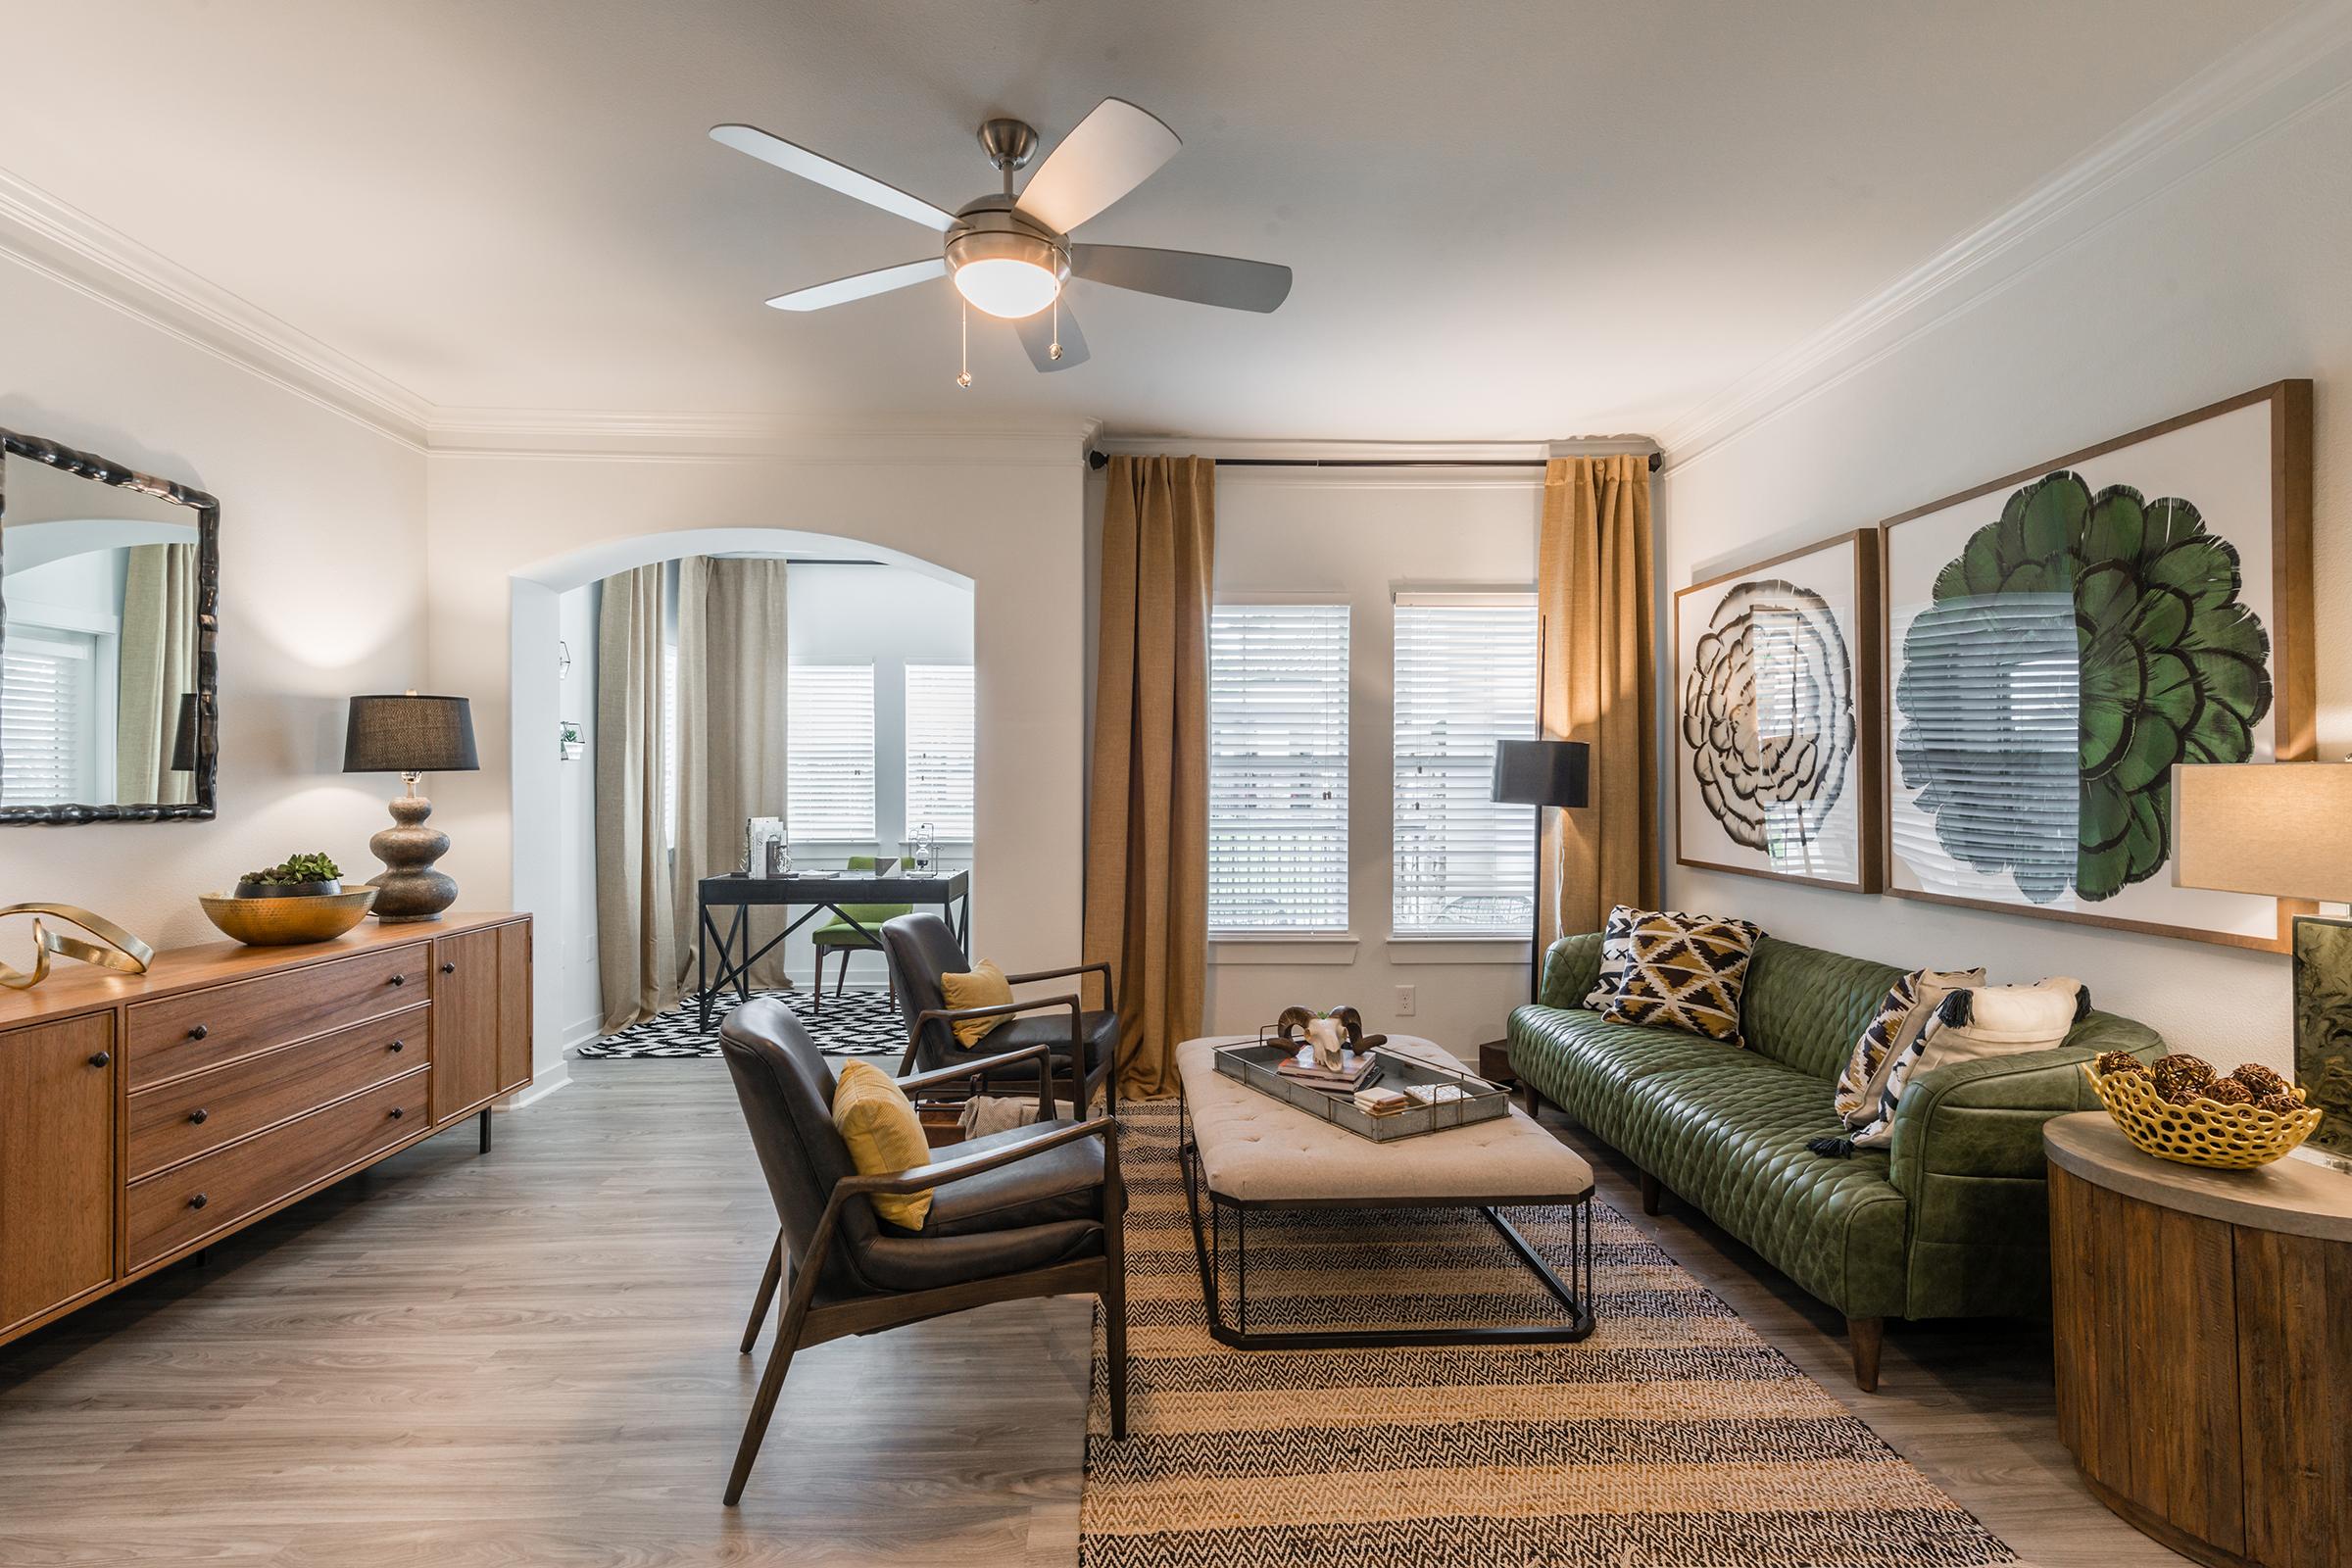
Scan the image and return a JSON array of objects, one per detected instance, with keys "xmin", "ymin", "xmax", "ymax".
[
  {"xmin": 1673, "ymin": 528, "xmax": 1884, "ymax": 894},
  {"xmin": 1879, "ymin": 380, "xmax": 2313, "ymax": 952}
]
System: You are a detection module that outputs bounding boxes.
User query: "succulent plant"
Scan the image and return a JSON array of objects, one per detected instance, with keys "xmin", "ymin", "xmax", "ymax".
[
  {"xmin": 1896, "ymin": 470, "xmax": 2272, "ymax": 903},
  {"xmin": 241, "ymin": 852, "xmax": 343, "ymax": 886}
]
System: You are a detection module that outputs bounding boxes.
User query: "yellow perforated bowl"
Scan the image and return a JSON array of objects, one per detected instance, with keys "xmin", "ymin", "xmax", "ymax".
[{"xmin": 2085, "ymin": 1064, "xmax": 2322, "ymax": 1169}]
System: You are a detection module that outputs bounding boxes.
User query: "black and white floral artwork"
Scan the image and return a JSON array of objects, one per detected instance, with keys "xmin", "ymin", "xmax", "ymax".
[{"xmin": 1675, "ymin": 532, "xmax": 1880, "ymax": 892}]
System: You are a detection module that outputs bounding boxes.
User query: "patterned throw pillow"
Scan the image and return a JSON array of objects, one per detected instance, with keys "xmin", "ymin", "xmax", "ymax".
[
  {"xmin": 1583, "ymin": 905, "xmax": 1642, "ymax": 1009},
  {"xmin": 1830, "ymin": 976, "xmax": 2088, "ymax": 1152},
  {"xmin": 1591, "ymin": 907, "xmax": 1764, "ymax": 1045},
  {"xmin": 1832, "ymin": 966, "xmax": 1984, "ymax": 1126}
]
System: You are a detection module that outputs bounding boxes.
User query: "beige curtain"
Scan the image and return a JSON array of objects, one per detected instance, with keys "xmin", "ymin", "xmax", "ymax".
[
  {"xmin": 1085, "ymin": 456, "xmax": 1213, "ymax": 1101},
  {"xmin": 596, "ymin": 565, "xmax": 675, "ymax": 1030},
  {"xmin": 1538, "ymin": 454, "xmax": 1657, "ymax": 946},
  {"xmin": 116, "ymin": 542, "xmax": 197, "ymax": 805},
  {"xmin": 671, "ymin": 557, "xmax": 792, "ymax": 989}
]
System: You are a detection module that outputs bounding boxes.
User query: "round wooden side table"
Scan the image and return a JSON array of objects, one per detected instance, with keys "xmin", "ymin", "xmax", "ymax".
[{"xmin": 2044, "ymin": 1113, "xmax": 2352, "ymax": 1568}]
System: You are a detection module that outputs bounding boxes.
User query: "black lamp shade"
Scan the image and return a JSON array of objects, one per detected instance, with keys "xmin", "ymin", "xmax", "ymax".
[
  {"xmin": 1492, "ymin": 738, "xmax": 1590, "ymax": 808},
  {"xmin": 343, "ymin": 694, "xmax": 479, "ymax": 774},
  {"xmin": 169, "ymin": 693, "xmax": 200, "ymax": 773}
]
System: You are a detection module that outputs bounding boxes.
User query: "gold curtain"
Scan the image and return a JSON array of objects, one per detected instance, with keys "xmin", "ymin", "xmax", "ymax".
[
  {"xmin": 1538, "ymin": 454, "xmax": 1657, "ymax": 946},
  {"xmin": 595, "ymin": 565, "xmax": 675, "ymax": 1030},
  {"xmin": 1085, "ymin": 456, "xmax": 1213, "ymax": 1101},
  {"xmin": 671, "ymin": 556, "xmax": 792, "ymax": 990},
  {"xmin": 116, "ymin": 542, "xmax": 197, "ymax": 805}
]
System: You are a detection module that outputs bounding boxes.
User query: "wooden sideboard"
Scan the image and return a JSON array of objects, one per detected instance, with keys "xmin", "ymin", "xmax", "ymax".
[
  {"xmin": 0, "ymin": 912, "xmax": 530, "ymax": 1348},
  {"xmin": 2045, "ymin": 1113, "xmax": 2352, "ymax": 1568}
]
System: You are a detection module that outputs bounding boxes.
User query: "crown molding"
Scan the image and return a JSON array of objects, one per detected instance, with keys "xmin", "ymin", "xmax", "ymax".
[
  {"xmin": 1656, "ymin": 0, "xmax": 2352, "ymax": 475},
  {"xmin": 0, "ymin": 168, "xmax": 433, "ymax": 448}
]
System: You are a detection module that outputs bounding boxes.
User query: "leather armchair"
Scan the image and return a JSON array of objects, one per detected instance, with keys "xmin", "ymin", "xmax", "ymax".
[
  {"xmin": 716, "ymin": 997, "xmax": 1127, "ymax": 1505},
  {"xmin": 879, "ymin": 911, "xmax": 1119, "ymax": 1113}
]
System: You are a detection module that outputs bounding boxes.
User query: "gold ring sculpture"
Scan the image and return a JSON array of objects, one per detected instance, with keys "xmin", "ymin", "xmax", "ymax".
[{"xmin": 0, "ymin": 904, "xmax": 155, "ymax": 991}]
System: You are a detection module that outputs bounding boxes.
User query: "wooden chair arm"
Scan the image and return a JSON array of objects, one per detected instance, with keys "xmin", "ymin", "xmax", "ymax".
[
  {"xmin": 906, "ymin": 995, "xmax": 1090, "ymax": 1092},
  {"xmin": 1001, "ymin": 960, "xmax": 1116, "ymax": 1013},
  {"xmin": 897, "ymin": 1042, "xmax": 1056, "ymax": 1120}
]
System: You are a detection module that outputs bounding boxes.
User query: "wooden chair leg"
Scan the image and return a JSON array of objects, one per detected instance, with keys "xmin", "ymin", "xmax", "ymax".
[
  {"xmin": 1102, "ymin": 1269, "xmax": 1128, "ymax": 1442},
  {"xmin": 1639, "ymin": 1170, "xmax": 1662, "ymax": 1216},
  {"xmin": 740, "ymin": 1232, "xmax": 783, "ymax": 1355},
  {"xmin": 725, "ymin": 1280, "xmax": 813, "ymax": 1505},
  {"xmin": 810, "ymin": 947, "xmax": 825, "ymax": 1015},
  {"xmin": 1847, "ymin": 1316, "xmax": 1884, "ymax": 1394},
  {"xmin": 834, "ymin": 950, "xmax": 849, "ymax": 998}
]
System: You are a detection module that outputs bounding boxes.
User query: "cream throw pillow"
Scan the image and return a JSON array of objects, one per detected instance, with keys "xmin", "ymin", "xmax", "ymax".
[
  {"xmin": 1833, "ymin": 966, "xmax": 1984, "ymax": 1126},
  {"xmin": 941, "ymin": 958, "xmax": 1014, "ymax": 1048},
  {"xmin": 1840, "ymin": 976, "xmax": 2087, "ymax": 1151},
  {"xmin": 831, "ymin": 1060, "xmax": 934, "ymax": 1230}
]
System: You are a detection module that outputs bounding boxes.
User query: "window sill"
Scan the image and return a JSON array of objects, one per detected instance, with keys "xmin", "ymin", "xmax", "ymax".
[
  {"xmin": 1209, "ymin": 934, "xmax": 1359, "ymax": 966},
  {"xmin": 1386, "ymin": 936, "xmax": 1532, "ymax": 965}
]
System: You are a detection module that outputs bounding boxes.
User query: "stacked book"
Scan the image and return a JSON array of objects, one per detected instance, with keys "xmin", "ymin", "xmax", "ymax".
[
  {"xmin": 1275, "ymin": 1051, "xmax": 1377, "ymax": 1093},
  {"xmin": 1352, "ymin": 1085, "xmax": 1410, "ymax": 1117}
]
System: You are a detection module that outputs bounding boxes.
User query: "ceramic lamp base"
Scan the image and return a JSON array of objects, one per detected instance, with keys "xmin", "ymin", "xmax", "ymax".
[{"xmin": 368, "ymin": 787, "xmax": 457, "ymax": 923}]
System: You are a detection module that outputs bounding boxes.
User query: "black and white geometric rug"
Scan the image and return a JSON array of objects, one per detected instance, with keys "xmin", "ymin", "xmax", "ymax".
[{"xmin": 574, "ymin": 988, "xmax": 905, "ymax": 1060}]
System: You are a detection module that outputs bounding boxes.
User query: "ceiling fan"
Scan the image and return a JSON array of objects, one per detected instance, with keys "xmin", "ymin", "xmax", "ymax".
[{"xmin": 710, "ymin": 98, "xmax": 1293, "ymax": 378}]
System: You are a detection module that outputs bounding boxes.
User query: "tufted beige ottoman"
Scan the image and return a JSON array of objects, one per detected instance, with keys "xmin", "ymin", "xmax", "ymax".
[{"xmin": 1174, "ymin": 1033, "xmax": 1596, "ymax": 1349}]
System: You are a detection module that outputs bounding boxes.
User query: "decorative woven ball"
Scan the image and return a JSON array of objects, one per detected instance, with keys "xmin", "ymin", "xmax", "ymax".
[
  {"xmin": 2149, "ymin": 1054, "xmax": 2217, "ymax": 1100},
  {"xmin": 2199, "ymin": 1078, "xmax": 2255, "ymax": 1106},
  {"xmin": 2257, "ymin": 1090, "xmax": 2305, "ymax": 1115},
  {"xmin": 2093, "ymin": 1050, "xmax": 2147, "ymax": 1076},
  {"xmin": 2230, "ymin": 1062, "xmax": 2290, "ymax": 1100}
]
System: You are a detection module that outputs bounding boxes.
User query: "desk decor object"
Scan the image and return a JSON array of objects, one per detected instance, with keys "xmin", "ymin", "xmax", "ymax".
[
  {"xmin": 343, "ymin": 693, "xmax": 479, "ymax": 922},
  {"xmin": 2086, "ymin": 1054, "xmax": 2320, "ymax": 1169},
  {"xmin": 2046, "ymin": 1111, "xmax": 2352, "ymax": 1568},
  {"xmin": 0, "ymin": 903, "xmax": 154, "ymax": 991},
  {"xmin": 1881, "ymin": 380, "xmax": 2313, "ymax": 951}
]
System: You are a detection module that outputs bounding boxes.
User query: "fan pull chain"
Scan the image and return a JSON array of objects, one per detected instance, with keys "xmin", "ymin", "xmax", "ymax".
[
  {"xmin": 956, "ymin": 300, "xmax": 972, "ymax": 389},
  {"xmin": 1050, "ymin": 294, "xmax": 1063, "ymax": 362}
]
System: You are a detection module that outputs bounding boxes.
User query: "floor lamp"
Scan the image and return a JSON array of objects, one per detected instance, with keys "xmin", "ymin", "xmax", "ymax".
[{"xmin": 1493, "ymin": 739, "xmax": 1592, "ymax": 1004}]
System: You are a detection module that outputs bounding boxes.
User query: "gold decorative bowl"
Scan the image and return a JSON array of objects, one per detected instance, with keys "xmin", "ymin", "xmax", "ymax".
[
  {"xmin": 2086, "ymin": 1064, "xmax": 2324, "ymax": 1169},
  {"xmin": 198, "ymin": 888, "xmax": 377, "ymax": 947}
]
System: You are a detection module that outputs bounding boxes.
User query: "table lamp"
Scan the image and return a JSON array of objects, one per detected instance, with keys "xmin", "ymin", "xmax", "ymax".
[
  {"xmin": 1493, "ymin": 739, "xmax": 1592, "ymax": 1002},
  {"xmin": 2173, "ymin": 760, "xmax": 2352, "ymax": 1157},
  {"xmin": 343, "ymin": 692, "xmax": 479, "ymax": 923}
]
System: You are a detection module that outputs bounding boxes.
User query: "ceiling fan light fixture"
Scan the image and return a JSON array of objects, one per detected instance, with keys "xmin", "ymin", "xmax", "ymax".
[{"xmin": 944, "ymin": 225, "xmax": 1066, "ymax": 319}]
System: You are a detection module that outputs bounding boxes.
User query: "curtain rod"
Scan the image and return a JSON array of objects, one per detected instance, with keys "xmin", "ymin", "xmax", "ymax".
[{"xmin": 1086, "ymin": 449, "xmax": 1662, "ymax": 473}]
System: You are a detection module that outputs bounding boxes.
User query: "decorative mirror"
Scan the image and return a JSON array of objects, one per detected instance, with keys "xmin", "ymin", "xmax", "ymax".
[{"xmin": 0, "ymin": 430, "xmax": 219, "ymax": 823}]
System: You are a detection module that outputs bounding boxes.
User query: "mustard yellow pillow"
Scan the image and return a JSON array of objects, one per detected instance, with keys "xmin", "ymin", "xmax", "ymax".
[
  {"xmin": 941, "ymin": 958, "xmax": 1013, "ymax": 1048},
  {"xmin": 830, "ymin": 1060, "xmax": 933, "ymax": 1229}
]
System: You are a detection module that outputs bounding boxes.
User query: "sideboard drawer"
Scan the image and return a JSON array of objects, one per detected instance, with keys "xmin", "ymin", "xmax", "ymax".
[
  {"xmin": 125, "ymin": 1004, "xmax": 428, "ymax": 1181},
  {"xmin": 125, "ymin": 945, "xmax": 428, "ymax": 1088},
  {"xmin": 126, "ymin": 1068, "xmax": 429, "ymax": 1269}
]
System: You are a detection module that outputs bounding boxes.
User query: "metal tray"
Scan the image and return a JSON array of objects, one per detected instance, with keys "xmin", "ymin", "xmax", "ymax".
[{"xmin": 1213, "ymin": 1036, "xmax": 1509, "ymax": 1143}]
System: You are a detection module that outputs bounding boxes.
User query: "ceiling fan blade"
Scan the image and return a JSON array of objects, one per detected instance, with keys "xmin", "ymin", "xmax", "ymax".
[
  {"xmin": 710, "ymin": 123, "xmax": 956, "ymax": 232},
  {"xmin": 1070, "ymin": 244, "xmax": 1292, "ymax": 313},
  {"xmin": 1015, "ymin": 303, "xmax": 1090, "ymax": 371},
  {"xmin": 765, "ymin": 257, "xmax": 948, "ymax": 312},
  {"xmin": 1014, "ymin": 98, "xmax": 1180, "ymax": 234}
]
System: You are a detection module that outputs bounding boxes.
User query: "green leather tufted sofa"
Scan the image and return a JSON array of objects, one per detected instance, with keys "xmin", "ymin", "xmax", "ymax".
[{"xmin": 1508, "ymin": 929, "xmax": 2163, "ymax": 1390}]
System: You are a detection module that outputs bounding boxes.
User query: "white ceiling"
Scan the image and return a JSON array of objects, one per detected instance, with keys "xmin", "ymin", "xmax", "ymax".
[{"xmin": 0, "ymin": 0, "xmax": 2298, "ymax": 440}]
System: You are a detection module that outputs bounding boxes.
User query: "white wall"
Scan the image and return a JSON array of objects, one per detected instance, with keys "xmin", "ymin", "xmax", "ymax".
[
  {"xmin": 1659, "ymin": 90, "xmax": 2352, "ymax": 1074},
  {"xmin": 549, "ymin": 582, "xmax": 600, "ymax": 1048},
  {"xmin": 0, "ymin": 260, "xmax": 426, "ymax": 946},
  {"xmin": 423, "ymin": 440, "xmax": 1087, "ymax": 1081},
  {"xmin": 1095, "ymin": 466, "xmax": 1544, "ymax": 1060}
]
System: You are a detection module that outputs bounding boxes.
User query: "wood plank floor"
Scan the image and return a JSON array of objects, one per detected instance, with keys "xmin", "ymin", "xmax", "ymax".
[{"xmin": 0, "ymin": 1062, "xmax": 2186, "ymax": 1567}]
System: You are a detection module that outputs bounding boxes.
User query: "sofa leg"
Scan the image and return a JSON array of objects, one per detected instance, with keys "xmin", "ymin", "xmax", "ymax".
[
  {"xmin": 1639, "ymin": 1170, "xmax": 1662, "ymax": 1216},
  {"xmin": 1847, "ymin": 1316, "xmax": 1883, "ymax": 1394}
]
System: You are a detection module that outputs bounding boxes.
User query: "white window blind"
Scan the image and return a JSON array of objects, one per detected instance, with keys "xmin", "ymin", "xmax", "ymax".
[
  {"xmin": 1, "ymin": 630, "xmax": 96, "ymax": 806},
  {"xmin": 905, "ymin": 663, "xmax": 975, "ymax": 840},
  {"xmin": 1208, "ymin": 604, "xmax": 1349, "ymax": 933},
  {"xmin": 1393, "ymin": 597, "xmax": 1540, "ymax": 935},
  {"xmin": 788, "ymin": 663, "xmax": 876, "ymax": 839}
]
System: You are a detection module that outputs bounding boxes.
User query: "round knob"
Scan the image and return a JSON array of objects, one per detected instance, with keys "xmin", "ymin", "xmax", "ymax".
[
  {"xmin": 440, "ymin": 962, "xmax": 456, "ymax": 974},
  {"xmin": 88, "ymin": 1051, "xmax": 111, "ymax": 1068},
  {"xmin": 388, "ymin": 1106, "xmax": 406, "ymax": 1120},
  {"xmin": 188, "ymin": 1024, "xmax": 209, "ymax": 1041},
  {"xmin": 389, "ymin": 1039, "xmax": 406, "ymax": 1054},
  {"xmin": 188, "ymin": 1193, "xmax": 209, "ymax": 1210},
  {"xmin": 388, "ymin": 973, "xmax": 406, "ymax": 987},
  {"xmin": 189, "ymin": 1108, "xmax": 210, "ymax": 1125}
]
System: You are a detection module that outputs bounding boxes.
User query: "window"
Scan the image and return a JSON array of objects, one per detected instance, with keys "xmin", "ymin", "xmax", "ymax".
[
  {"xmin": 787, "ymin": 664, "xmax": 877, "ymax": 839},
  {"xmin": 1393, "ymin": 596, "xmax": 1540, "ymax": 935},
  {"xmin": 905, "ymin": 663, "xmax": 975, "ymax": 840},
  {"xmin": 1208, "ymin": 604, "xmax": 1349, "ymax": 933},
  {"xmin": 1, "ymin": 629, "xmax": 98, "ymax": 805}
]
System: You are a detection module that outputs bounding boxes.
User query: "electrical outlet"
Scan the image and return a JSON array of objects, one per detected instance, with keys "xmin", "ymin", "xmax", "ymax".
[{"xmin": 1395, "ymin": 984, "xmax": 1416, "ymax": 1017}]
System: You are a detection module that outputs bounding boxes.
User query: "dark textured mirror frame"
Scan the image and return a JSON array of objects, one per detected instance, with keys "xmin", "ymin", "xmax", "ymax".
[{"xmin": 0, "ymin": 429, "xmax": 220, "ymax": 825}]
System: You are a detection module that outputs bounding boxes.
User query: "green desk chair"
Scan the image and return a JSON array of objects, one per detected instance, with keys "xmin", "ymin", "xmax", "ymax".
[{"xmin": 810, "ymin": 855, "xmax": 910, "ymax": 1013}]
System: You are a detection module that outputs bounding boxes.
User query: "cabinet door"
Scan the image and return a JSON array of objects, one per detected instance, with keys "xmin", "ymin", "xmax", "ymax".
[
  {"xmin": 495, "ymin": 919, "xmax": 533, "ymax": 1094},
  {"xmin": 1, "ymin": 1015, "xmax": 118, "ymax": 1333},
  {"xmin": 430, "ymin": 929, "xmax": 502, "ymax": 1123}
]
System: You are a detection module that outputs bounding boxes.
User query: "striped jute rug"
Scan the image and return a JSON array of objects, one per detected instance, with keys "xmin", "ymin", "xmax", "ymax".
[{"xmin": 1081, "ymin": 1101, "xmax": 2014, "ymax": 1568}]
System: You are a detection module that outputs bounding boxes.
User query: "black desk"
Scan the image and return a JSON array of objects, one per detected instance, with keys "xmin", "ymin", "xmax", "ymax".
[{"xmin": 696, "ymin": 870, "xmax": 971, "ymax": 1029}]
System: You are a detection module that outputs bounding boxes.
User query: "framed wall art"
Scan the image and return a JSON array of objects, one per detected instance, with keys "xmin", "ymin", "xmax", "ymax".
[
  {"xmin": 1880, "ymin": 380, "xmax": 2314, "ymax": 951},
  {"xmin": 1675, "ymin": 529, "xmax": 1884, "ymax": 893}
]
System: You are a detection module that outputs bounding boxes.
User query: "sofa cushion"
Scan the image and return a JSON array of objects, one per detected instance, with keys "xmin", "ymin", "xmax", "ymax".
[{"xmin": 1740, "ymin": 936, "xmax": 1909, "ymax": 1081}]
